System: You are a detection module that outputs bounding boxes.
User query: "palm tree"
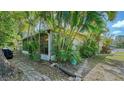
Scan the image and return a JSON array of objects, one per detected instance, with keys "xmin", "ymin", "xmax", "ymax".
[
  {"xmin": 7, "ymin": 11, "xmax": 116, "ymax": 61},
  {"xmin": 42, "ymin": 11, "xmax": 117, "ymax": 62}
]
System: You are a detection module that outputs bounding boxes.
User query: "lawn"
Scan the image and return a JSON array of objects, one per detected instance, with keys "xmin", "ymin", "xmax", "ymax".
[
  {"xmin": 106, "ymin": 52, "xmax": 124, "ymax": 62},
  {"xmin": 114, "ymin": 52, "xmax": 124, "ymax": 55}
]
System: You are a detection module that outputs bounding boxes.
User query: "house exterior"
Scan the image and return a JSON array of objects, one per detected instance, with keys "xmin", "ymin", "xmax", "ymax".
[{"xmin": 22, "ymin": 29, "xmax": 52, "ymax": 61}]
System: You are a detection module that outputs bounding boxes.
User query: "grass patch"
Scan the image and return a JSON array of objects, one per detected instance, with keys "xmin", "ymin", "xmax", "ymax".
[
  {"xmin": 106, "ymin": 56, "xmax": 124, "ymax": 62},
  {"xmin": 106, "ymin": 52, "xmax": 124, "ymax": 62},
  {"xmin": 88, "ymin": 52, "xmax": 124, "ymax": 69},
  {"xmin": 114, "ymin": 52, "xmax": 124, "ymax": 55}
]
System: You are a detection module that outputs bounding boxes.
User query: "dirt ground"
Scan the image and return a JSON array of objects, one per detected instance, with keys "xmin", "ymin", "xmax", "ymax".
[
  {"xmin": 9, "ymin": 52, "xmax": 69, "ymax": 80},
  {"xmin": 8, "ymin": 51, "xmax": 124, "ymax": 81},
  {"xmin": 83, "ymin": 51, "xmax": 124, "ymax": 81}
]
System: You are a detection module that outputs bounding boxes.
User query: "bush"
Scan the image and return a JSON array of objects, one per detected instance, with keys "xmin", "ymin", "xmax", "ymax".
[
  {"xmin": 101, "ymin": 45, "xmax": 111, "ymax": 54},
  {"xmin": 52, "ymin": 32, "xmax": 81, "ymax": 64},
  {"xmin": 54, "ymin": 48, "xmax": 81, "ymax": 64},
  {"xmin": 23, "ymin": 40, "xmax": 40, "ymax": 61},
  {"xmin": 101, "ymin": 38, "xmax": 112, "ymax": 54},
  {"xmin": 79, "ymin": 38, "xmax": 99, "ymax": 58},
  {"xmin": 56, "ymin": 49, "xmax": 72, "ymax": 62}
]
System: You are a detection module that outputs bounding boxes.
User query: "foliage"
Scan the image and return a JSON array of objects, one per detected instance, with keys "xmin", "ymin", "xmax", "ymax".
[
  {"xmin": 101, "ymin": 37, "xmax": 112, "ymax": 54},
  {"xmin": 79, "ymin": 11, "xmax": 117, "ymax": 57},
  {"xmin": 0, "ymin": 12, "xmax": 19, "ymax": 48},
  {"xmin": 0, "ymin": 11, "xmax": 117, "ymax": 62},
  {"xmin": 54, "ymin": 48, "xmax": 73, "ymax": 62},
  {"xmin": 47, "ymin": 11, "xmax": 117, "ymax": 62},
  {"xmin": 53, "ymin": 32, "xmax": 73, "ymax": 62},
  {"xmin": 106, "ymin": 11, "xmax": 117, "ymax": 21},
  {"xmin": 52, "ymin": 32, "xmax": 81, "ymax": 63},
  {"xmin": 71, "ymin": 51, "xmax": 81, "ymax": 64},
  {"xmin": 24, "ymin": 40, "xmax": 40, "ymax": 61},
  {"xmin": 46, "ymin": 12, "xmax": 86, "ymax": 63},
  {"xmin": 79, "ymin": 33, "xmax": 99, "ymax": 58}
]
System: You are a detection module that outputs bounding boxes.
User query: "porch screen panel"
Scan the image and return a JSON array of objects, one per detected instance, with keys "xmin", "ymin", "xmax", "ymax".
[{"xmin": 40, "ymin": 33, "xmax": 48, "ymax": 55}]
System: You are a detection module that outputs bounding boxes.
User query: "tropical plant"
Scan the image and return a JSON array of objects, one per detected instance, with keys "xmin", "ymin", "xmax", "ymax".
[
  {"xmin": 45, "ymin": 11, "xmax": 88, "ymax": 63},
  {"xmin": 43, "ymin": 11, "xmax": 117, "ymax": 62},
  {"xmin": 79, "ymin": 33, "xmax": 99, "ymax": 58},
  {"xmin": 0, "ymin": 11, "xmax": 117, "ymax": 62},
  {"xmin": 24, "ymin": 40, "xmax": 40, "ymax": 60},
  {"xmin": 79, "ymin": 11, "xmax": 117, "ymax": 57},
  {"xmin": 0, "ymin": 12, "xmax": 20, "ymax": 49},
  {"xmin": 100, "ymin": 36, "xmax": 112, "ymax": 54}
]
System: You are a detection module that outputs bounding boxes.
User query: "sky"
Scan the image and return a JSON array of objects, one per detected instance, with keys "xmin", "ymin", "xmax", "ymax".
[{"xmin": 107, "ymin": 11, "xmax": 124, "ymax": 37}]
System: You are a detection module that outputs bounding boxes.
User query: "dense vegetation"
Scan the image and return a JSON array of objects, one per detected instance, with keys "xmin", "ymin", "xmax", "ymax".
[{"xmin": 0, "ymin": 11, "xmax": 117, "ymax": 63}]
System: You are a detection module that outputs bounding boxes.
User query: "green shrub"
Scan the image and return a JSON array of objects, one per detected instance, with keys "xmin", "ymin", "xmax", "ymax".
[
  {"xmin": 56, "ymin": 49, "xmax": 72, "ymax": 62},
  {"xmin": 101, "ymin": 38, "xmax": 112, "ymax": 54},
  {"xmin": 52, "ymin": 32, "xmax": 81, "ymax": 63},
  {"xmin": 23, "ymin": 40, "xmax": 40, "ymax": 61},
  {"xmin": 79, "ymin": 38, "xmax": 99, "ymax": 58}
]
